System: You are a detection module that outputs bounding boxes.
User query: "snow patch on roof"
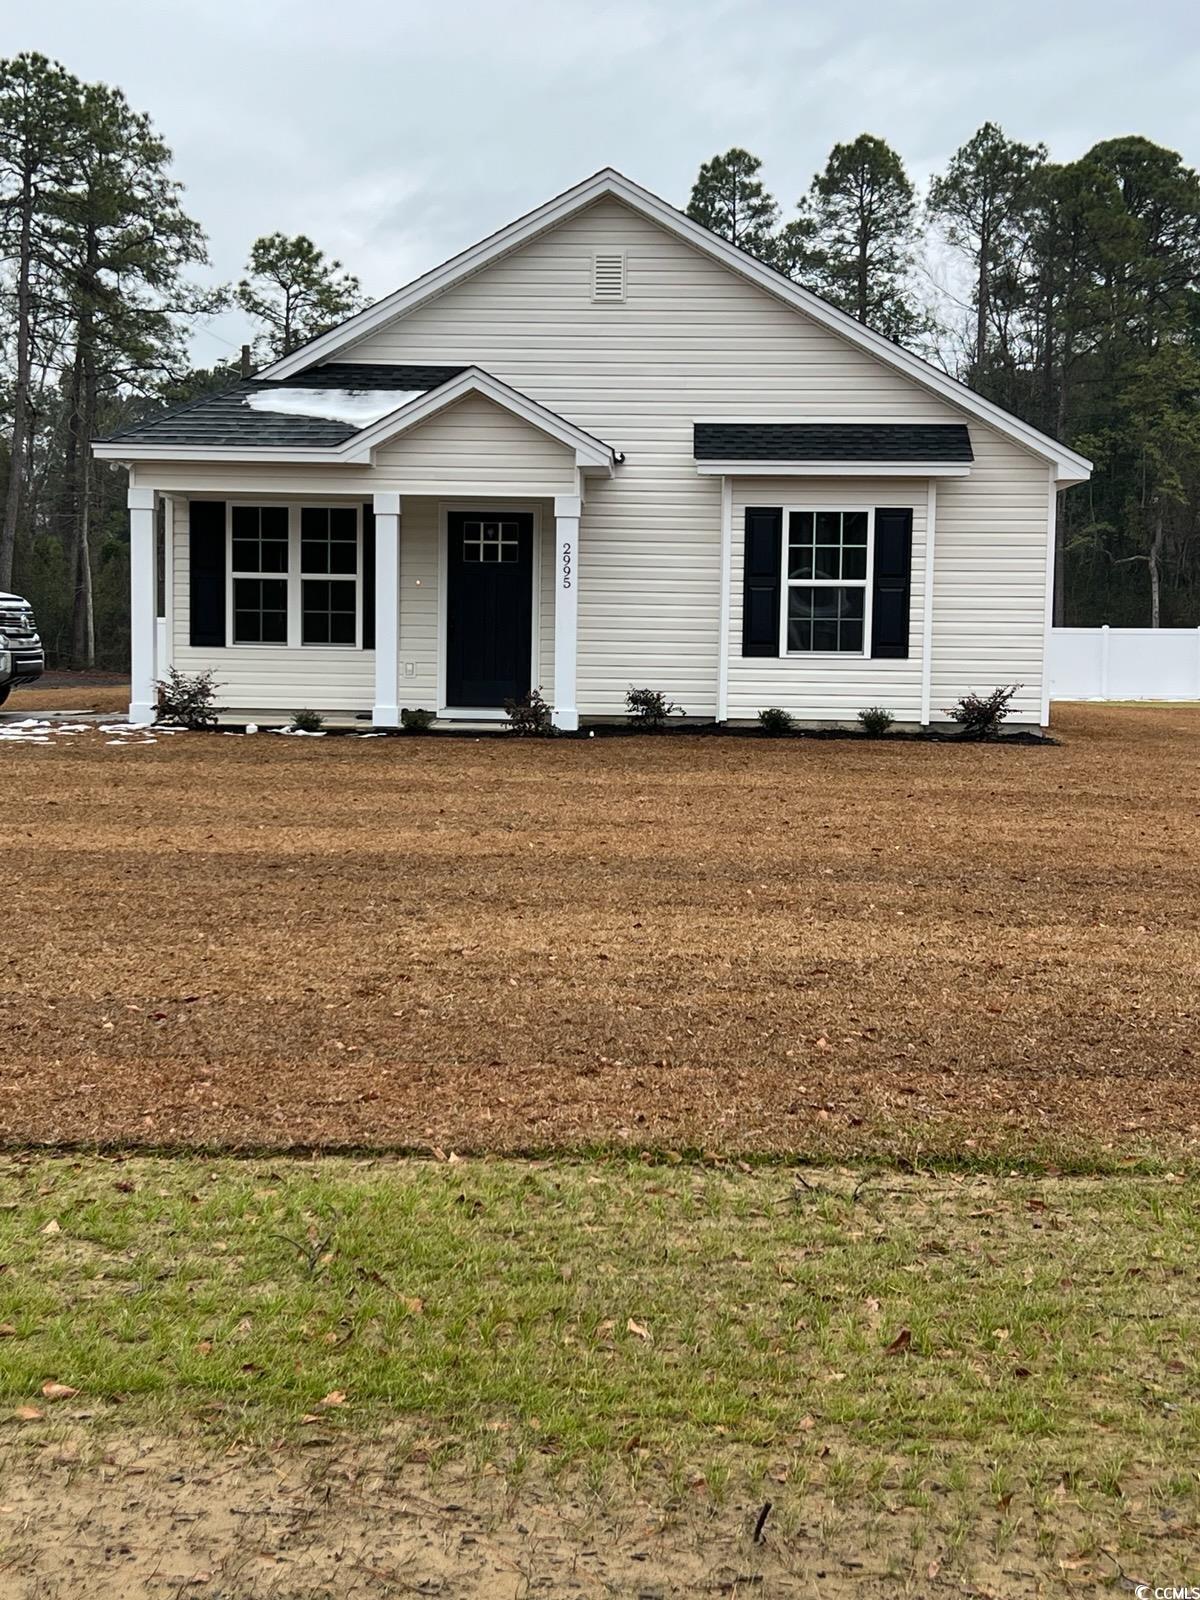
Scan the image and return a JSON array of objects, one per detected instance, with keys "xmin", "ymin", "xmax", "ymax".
[{"xmin": 244, "ymin": 388, "xmax": 421, "ymax": 426}]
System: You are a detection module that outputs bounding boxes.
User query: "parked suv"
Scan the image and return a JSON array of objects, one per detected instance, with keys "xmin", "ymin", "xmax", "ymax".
[{"xmin": 0, "ymin": 590, "xmax": 44, "ymax": 705}]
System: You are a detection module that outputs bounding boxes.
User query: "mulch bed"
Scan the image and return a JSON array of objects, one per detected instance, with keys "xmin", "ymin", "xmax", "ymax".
[{"xmin": 2, "ymin": 704, "xmax": 1198, "ymax": 1163}]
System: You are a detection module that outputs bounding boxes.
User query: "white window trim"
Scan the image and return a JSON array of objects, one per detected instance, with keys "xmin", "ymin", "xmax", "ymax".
[
  {"xmin": 226, "ymin": 500, "xmax": 363, "ymax": 649},
  {"xmin": 779, "ymin": 505, "xmax": 875, "ymax": 660}
]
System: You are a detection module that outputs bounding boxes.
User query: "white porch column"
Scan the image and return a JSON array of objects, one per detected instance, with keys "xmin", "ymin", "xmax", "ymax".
[
  {"xmin": 552, "ymin": 493, "xmax": 581, "ymax": 731},
  {"xmin": 128, "ymin": 485, "xmax": 157, "ymax": 724},
  {"xmin": 372, "ymin": 491, "xmax": 402, "ymax": 727}
]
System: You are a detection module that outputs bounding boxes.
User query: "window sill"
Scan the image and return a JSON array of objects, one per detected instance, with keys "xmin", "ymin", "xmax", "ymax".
[
  {"xmin": 230, "ymin": 641, "xmax": 366, "ymax": 650},
  {"xmin": 782, "ymin": 651, "xmax": 871, "ymax": 660}
]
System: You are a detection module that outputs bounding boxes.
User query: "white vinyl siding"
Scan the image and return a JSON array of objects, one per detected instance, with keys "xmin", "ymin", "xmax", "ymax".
[
  {"xmin": 167, "ymin": 497, "xmax": 373, "ymax": 714},
  {"xmin": 148, "ymin": 193, "xmax": 1053, "ymax": 723},
  {"xmin": 373, "ymin": 392, "xmax": 577, "ymax": 496},
  {"xmin": 166, "ymin": 492, "xmax": 556, "ymax": 717},
  {"xmin": 341, "ymin": 195, "xmax": 1047, "ymax": 720},
  {"xmin": 728, "ymin": 479, "xmax": 926, "ymax": 723},
  {"xmin": 931, "ymin": 433, "xmax": 1051, "ymax": 724}
]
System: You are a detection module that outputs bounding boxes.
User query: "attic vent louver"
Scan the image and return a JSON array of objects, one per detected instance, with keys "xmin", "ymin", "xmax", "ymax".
[{"xmin": 592, "ymin": 250, "xmax": 626, "ymax": 303}]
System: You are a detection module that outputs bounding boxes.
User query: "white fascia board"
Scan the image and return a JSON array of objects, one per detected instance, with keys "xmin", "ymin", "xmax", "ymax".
[
  {"xmin": 340, "ymin": 367, "xmax": 613, "ymax": 467},
  {"xmin": 94, "ymin": 443, "xmax": 351, "ymax": 463},
  {"xmin": 696, "ymin": 461, "xmax": 971, "ymax": 477},
  {"xmin": 257, "ymin": 165, "xmax": 1090, "ymax": 481}
]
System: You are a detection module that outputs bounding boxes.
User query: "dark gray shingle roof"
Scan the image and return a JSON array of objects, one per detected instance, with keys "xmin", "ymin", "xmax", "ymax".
[
  {"xmin": 693, "ymin": 422, "xmax": 973, "ymax": 463},
  {"xmin": 101, "ymin": 364, "xmax": 466, "ymax": 449}
]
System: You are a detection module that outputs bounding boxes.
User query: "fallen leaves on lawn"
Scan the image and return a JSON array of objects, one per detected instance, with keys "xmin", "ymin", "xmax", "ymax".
[
  {"xmin": 40, "ymin": 1382, "xmax": 79, "ymax": 1400},
  {"xmin": 2, "ymin": 706, "xmax": 1199, "ymax": 1163},
  {"xmin": 884, "ymin": 1328, "xmax": 913, "ymax": 1356}
]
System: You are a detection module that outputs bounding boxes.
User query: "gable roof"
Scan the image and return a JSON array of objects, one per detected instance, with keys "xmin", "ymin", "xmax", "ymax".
[
  {"xmin": 259, "ymin": 169, "xmax": 1090, "ymax": 485},
  {"xmin": 94, "ymin": 365, "xmax": 616, "ymax": 470}
]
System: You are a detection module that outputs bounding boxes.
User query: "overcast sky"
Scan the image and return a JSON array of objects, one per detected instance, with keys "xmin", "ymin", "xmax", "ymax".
[{"xmin": 6, "ymin": 0, "xmax": 1199, "ymax": 363}]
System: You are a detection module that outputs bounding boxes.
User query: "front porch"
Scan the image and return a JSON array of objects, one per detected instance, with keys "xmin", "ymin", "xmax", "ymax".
[{"xmin": 127, "ymin": 486, "xmax": 583, "ymax": 729}]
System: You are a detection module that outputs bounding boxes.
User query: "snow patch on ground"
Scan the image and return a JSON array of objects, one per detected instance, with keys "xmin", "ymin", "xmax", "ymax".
[
  {"xmin": 244, "ymin": 388, "xmax": 421, "ymax": 427},
  {"xmin": 0, "ymin": 719, "xmax": 159, "ymax": 746}
]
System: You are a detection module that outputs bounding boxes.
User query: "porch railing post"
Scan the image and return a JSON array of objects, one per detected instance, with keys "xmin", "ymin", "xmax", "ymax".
[
  {"xmin": 552, "ymin": 494, "xmax": 581, "ymax": 731},
  {"xmin": 372, "ymin": 492, "xmax": 402, "ymax": 727}
]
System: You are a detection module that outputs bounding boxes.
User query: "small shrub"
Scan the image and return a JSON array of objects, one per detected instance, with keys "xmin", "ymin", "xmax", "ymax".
[
  {"xmin": 400, "ymin": 706, "xmax": 436, "ymax": 732},
  {"xmin": 504, "ymin": 686, "xmax": 554, "ymax": 736},
  {"xmin": 758, "ymin": 706, "xmax": 794, "ymax": 736},
  {"xmin": 945, "ymin": 684, "xmax": 1021, "ymax": 740},
  {"xmin": 154, "ymin": 668, "xmax": 222, "ymax": 730},
  {"xmin": 858, "ymin": 706, "xmax": 895, "ymax": 737},
  {"xmin": 290, "ymin": 708, "xmax": 324, "ymax": 733},
  {"xmin": 626, "ymin": 686, "xmax": 684, "ymax": 729}
]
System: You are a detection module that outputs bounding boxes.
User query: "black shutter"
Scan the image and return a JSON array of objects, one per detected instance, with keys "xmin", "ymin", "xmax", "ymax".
[
  {"xmin": 742, "ymin": 507, "xmax": 782, "ymax": 657},
  {"xmin": 361, "ymin": 503, "xmax": 375, "ymax": 649},
  {"xmin": 189, "ymin": 500, "xmax": 226, "ymax": 647},
  {"xmin": 870, "ymin": 507, "xmax": 913, "ymax": 659}
]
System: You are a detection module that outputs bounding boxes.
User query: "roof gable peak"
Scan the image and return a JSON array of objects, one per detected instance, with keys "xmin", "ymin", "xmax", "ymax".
[{"xmin": 262, "ymin": 167, "xmax": 1089, "ymax": 482}]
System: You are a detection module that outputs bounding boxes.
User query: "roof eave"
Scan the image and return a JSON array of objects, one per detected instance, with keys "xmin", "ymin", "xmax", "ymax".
[
  {"xmin": 696, "ymin": 460, "xmax": 972, "ymax": 477},
  {"xmin": 255, "ymin": 166, "xmax": 1090, "ymax": 481},
  {"xmin": 93, "ymin": 442, "xmax": 354, "ymax": 463}
]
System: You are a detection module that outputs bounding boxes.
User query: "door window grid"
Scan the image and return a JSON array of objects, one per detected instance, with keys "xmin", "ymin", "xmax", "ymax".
[{"xmin": 462, "ymin": 519, "xmax": 520, "ymax": 563}]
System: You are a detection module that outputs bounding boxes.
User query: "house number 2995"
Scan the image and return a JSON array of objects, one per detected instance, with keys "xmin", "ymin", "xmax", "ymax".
[{"xmin": 561, "ymin": 540, "xmax": 573, "ymax": 588}]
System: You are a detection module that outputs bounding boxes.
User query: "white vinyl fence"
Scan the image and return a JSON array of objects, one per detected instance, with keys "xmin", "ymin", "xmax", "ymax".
[{"xmin": 1049, "ymin": 626, "xmax": 1200, "ymax": 701}]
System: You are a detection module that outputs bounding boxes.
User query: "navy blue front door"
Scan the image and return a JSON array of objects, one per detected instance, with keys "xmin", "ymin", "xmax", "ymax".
[{"xmin": 445, "ymin": 511, "xmax": 533, "ymax": 708}]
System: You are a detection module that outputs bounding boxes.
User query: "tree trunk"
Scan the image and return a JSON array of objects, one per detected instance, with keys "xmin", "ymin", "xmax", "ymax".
[
  {"xmin": 975, "ymin": 216, "xmax": 990, "ymax": 378},
  {"xmin": 0, "ymin": 164, "xmax": 34, "ymax": 591},
  {"xmin": 71, "ymin": 388, "xmax": 95, "ymax": 668},
  {"xmin": 70, "ymin": 231, "xmax": 98, "ymax": 668},
  {"xmin": 1149, "ymin": 506, "xmax": 1163, "ymax": 629}
]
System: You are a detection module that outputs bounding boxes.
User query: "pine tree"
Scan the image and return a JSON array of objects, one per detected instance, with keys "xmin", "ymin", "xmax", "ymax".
[
  {"xmin": 0, "ymin": 52, "xmax": 82, "ymax": 591},
  {"xmin": 790, "ymin": 134, "xmax": 923, "ymax": 344},
  {"xmin": 235, "ymin": 234, "xmax": 364, "ymax": 361},
  {"xmin": 928, "ymin": 123, "xmax": 1046, "ymax": 383},
  {"xmin": 685, "ymin": 148, "xmax": 780, "ymax": 261},
  {"xmin": 48, "ymin": 79, "xmax": 211, "ymax": 664}
]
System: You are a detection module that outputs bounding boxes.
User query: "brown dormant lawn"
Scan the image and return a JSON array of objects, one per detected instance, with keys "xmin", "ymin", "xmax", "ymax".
[{"xmin": 3, "ymin": 702, "xmax": 1199, "ymax": 1164}]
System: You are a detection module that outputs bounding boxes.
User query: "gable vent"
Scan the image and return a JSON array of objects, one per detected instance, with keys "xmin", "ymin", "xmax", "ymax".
[{"xmin": 592, "ymin": 250, "xmax": 626, "ymax": 303}]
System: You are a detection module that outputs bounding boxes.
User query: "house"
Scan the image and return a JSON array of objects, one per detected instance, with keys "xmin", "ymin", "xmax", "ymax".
[{"xmin": 94, "ymin": 169, "xmax": 1092, "ymax": 731}]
